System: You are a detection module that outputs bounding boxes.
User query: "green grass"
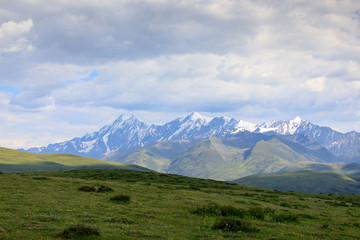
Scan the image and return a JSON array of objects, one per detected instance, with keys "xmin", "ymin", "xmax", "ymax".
[
  {"xmin": 0, "ymin": 147, "xmax": 150, "ymax": 173},
  {"xmin": 232, "ymin": 170, "xmax": 360, "ymax": 194},
  {"xmin": 0, "ymin": 169, "xmax": 359, "ymax": 239}
]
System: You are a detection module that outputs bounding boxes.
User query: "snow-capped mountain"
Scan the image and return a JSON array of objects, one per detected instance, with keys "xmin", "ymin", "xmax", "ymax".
[
  {"xmin": 26, "ymin": 112, "xmax": 251, "ymax": 159},
  {"xmin": 24, "ymin": 113, "xmax": 360, "ymax": 162},
  {"xmin": 254, "ymin": 117, "xmax": 360, "ymax": 161}
]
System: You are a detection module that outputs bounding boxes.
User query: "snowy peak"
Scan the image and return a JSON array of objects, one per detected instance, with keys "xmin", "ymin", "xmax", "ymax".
[
  {"xmin": 256, "ymin": 117, "xmax": 309, "ymax": 135},
  {"xmin": 181, "ymin": 112, "xmax": 211, "ymax": 124},
  {"xmin": 291, "ymin": 116, "xmax": 303, "ymax": 124},
  {"xmin": 234, "ymin": 120, "xmax": 257, "ymax": 133}
]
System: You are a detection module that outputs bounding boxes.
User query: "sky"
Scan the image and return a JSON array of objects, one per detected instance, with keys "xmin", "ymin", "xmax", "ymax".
[{"xmin": 1, "ymin": 0, "xmax": 360, "ymax": 149}]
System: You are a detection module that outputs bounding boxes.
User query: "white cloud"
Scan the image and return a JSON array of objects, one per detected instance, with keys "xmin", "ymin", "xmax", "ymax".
[
  {"xmin": 302, "ymin": 77, "xmax": 326, "ymax": 92},
  {"xmin": 0, "ymin": 19, "xmax": 33, "ymax": 53}
]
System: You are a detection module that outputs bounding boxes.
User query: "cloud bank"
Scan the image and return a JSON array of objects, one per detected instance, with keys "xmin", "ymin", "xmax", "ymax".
[{"xmin": 1, "ymin": 0, "xmax": 360, "ymax": 148}]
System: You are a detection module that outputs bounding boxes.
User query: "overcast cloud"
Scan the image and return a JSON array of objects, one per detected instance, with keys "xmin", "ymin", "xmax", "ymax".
[{"xmin": 1, "ymin": 0, "xmax": 360, "ymax": 149}]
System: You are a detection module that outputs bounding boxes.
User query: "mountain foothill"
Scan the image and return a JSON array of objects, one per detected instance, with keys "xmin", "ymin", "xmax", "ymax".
[{"xmin": 21, "ymin": 112, "xmax": 360, "ymax": 181}]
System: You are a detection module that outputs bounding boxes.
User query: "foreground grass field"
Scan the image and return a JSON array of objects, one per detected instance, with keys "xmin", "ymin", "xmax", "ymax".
[{"xmin": 0, "ymin": 169, "xmax": 360, "ymax": 239}]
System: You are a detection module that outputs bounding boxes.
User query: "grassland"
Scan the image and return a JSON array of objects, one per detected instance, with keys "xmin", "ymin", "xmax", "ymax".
[
  {"xmin": 232, "ymin": 170, "xmax": 360, "ymax": 194},
  {"xmin": 0, "ymin": 147, "xmax": 149, "ymax": 173},
  {"xmin": 0, "ymin": 169, "xmax": 359, "ymax": 239}
]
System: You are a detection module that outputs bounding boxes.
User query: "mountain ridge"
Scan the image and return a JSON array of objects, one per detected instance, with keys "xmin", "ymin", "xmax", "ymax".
[{"xmin": 23, "ymin": 112, "xmax": 360, "ymax": 163}]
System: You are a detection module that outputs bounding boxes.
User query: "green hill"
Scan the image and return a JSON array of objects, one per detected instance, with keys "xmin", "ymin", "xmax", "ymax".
[
  {"xmin": 232, "ymin": 171, "xmax": 360, "ymax": 194},
  {"xmin": 0, "ymin": 169, "xmax": 359, "ymax": 239},
  {"xmin": 106, "ymin": 134, "xmax": 360, "ymax": 181},
  {"xmin": 0, "ymin": 147, "xmax": 150, "ymax": 172}
]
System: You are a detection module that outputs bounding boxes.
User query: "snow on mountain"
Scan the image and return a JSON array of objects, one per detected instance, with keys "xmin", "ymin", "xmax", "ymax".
[
  {"xmin": 234, "ymin": 120, "xmax": 257, "ymax": 133},
  {"xmin": 24, "ymin": 113, "xmax": 360, "ymax": 162},
  {"xmin": 256, "ymin": 116, "xmax": 309, "ymax": 135},
  {"xmin": 25, "ymin": 112, "xmax": 242, "ymax": 159}
]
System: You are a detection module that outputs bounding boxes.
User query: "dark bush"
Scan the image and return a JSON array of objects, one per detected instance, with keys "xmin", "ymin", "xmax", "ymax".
[
  {"xmin": 78, "ymin": 186, "xmax": 96, "ymax": 192},
  {"xmin": 57, "ymin": 224, "xmax": 100, "ymax": 238},
  {"xmin": 189, "ymin": 185, "xmax": 201, "ymax": 191},
  {"xmin": 212, "ymin": 217, "xmax": 259, "ymax": 233},
  {"xmin": 97, "ymin": 185, "xmax": 114, "ymax": 193},
  {"xmin": 280, "ymin": 202, "xmax": 292, "ymax": 208},
  {"xmin": 272, "ymin": 213, "xmax": 299, "ymax": 223},
  {"xmin": 32, "ymin": 176, "xmax": 49, "ymax": 180},
  {"xmin": 110, "ymin": 194, "xmax": 131, "ymax": 203}
]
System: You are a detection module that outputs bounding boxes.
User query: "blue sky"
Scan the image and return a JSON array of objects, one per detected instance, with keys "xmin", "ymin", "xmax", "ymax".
[{"xmin": 1, "ymin": 0, "xmax": 360, "ymax": 149}]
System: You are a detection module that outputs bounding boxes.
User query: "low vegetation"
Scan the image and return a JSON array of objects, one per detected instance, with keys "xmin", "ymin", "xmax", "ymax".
[
  {"xmin": 0, "ymin": 169, "xmax": 359, "ymax": 239},
  {"xmin": 57, "ymin": 224, "xmax": 100, "ymax": 238},
  {"xmin": 232, "ymin": 170, "xmax": 360, "ymax": 194},
  {"xmin": 109, "ymin": 194, "xmax": 131, "ymax": 203}
]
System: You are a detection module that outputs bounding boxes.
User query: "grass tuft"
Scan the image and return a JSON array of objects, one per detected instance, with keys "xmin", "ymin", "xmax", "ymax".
[
  {"xmin": 78, "ymin": 186, "xmax": 96, "ymax": 192},
  {"xmin": 97, "ymin": 185, "xmax": 114, "ymax": 193},
  {"xmin": 248, "ymin": 206, "xmax": 275, "ymax": 220},
  {"xmin": 110, "ymin": 194, "xmax": 131, "ymax": 203},
  {"xmin": 212, "ymin": 217, "xmax": 259, "ymax": 233},
  {"xmin": 272, "ymin": 213, "xmax": 299, "ymax": 223},
  {"xmin": 220, "ymin": 205, "xmax": 247, "ymax": 218},
  {"xmin": 191, "ymin": 204, "xmax": 221, "ymax": 216},
  {"xmin": 56, "ymin": 224, "xmax": 100, "ymax": 238},
  {"xmin": 32, "ymin": 176, "xmax": 49, "ymax": 180}
]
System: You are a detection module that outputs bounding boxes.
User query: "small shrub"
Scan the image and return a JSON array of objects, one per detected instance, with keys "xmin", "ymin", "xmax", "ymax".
[
  {"xmin": 189, "ymin": 185, "xmax": 201, "ymax": 191},
  {"xmin": 32, "ymin": 176, "xmax": 49, "ymax": 180},
  {"xmin": 330, "ymin": 201, "xmax": 349, "ymax": 207},
  {"xmin": 97, "ymin": 185, "xmax": 114, "ymax": 193},
  {"xmin": 321, "ymin": 223, "xmax": 329, "ymax": 229},
  {"xmin": 212, "ymin": 217, "xmax": 259, "ymax": 233},
  {"xmin": 110, "ymin": 194, "xmax": 131, "ymax": 203},
  {"xmin": 57, "ymin": 224, "xmax": 100, "ymax": 238},
  {"xmin": 280, "ymin": 202, "xmax": 292, "ymax": 208},
  {"xmin": 298, "ymin": 213, "xmax": 316, "ymax": 219},
  {"xmin": 272, "ymin": 213, "xmax": 299, "ymax": 223},
  {"xmin": 78, "ymin": 186, "xmax": 96, "ymax": 192}
]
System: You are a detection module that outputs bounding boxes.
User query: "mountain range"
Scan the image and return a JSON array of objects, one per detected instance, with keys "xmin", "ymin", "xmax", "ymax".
[
  {"xmin": 23, "ymin": 112, "xmax": 360, "ymax": 180},
  {"xmin": 25, "ymin": 112, "xmax": 360, "ymax": 161}
]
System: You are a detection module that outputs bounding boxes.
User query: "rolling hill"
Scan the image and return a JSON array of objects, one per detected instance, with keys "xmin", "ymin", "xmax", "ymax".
[
  {"xmin": 0, "ymin": 147, "xmax": 150, "ymax": 172},
  {"xmin": 232, "ymin": 171, "xmax": 360, "ymax": 194},
  {"xmin": 105, "ymin": 132, "xmax": 360, "ymax": 180}
]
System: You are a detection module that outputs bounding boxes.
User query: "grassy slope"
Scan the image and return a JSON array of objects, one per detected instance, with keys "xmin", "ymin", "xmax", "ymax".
[
  {"xmin": 0, "ymin": 169, "xmax": 359, "ymax": 239},
  {"xmin": 232, "ymin": 171, "xmax": 360, "ymax": 194},
  {"xmin": 0, "ymin": 147, "xmax": 150, "ymax": 172},
  {"xmin": 104, "ymin": 136, "xmax": 360, "ymax": 181},
  {"xmin": 104, "ymin": 140, "xmax": 196, "ymax": 172}
]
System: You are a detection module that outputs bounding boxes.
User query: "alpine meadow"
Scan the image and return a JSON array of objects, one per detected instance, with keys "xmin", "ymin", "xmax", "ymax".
[{"xmin": 2, "ymin": 1, "xmax": 360, "ymax": 239}]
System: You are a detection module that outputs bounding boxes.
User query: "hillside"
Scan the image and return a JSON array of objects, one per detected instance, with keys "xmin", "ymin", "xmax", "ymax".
[
  {"xmin": 0, "ymin": 147, "xmax": 150, "ymax": 172},
  {"xmin": 0, "ymin": 169, "xmax": 359, "ymax": 239},
  {"xmin": 232, "ymin": 171, "xmax": 360, "ymax": 194},
  {"xmin": 106, "ymin": 133, "xmax": 360, "ymax": 181}
]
